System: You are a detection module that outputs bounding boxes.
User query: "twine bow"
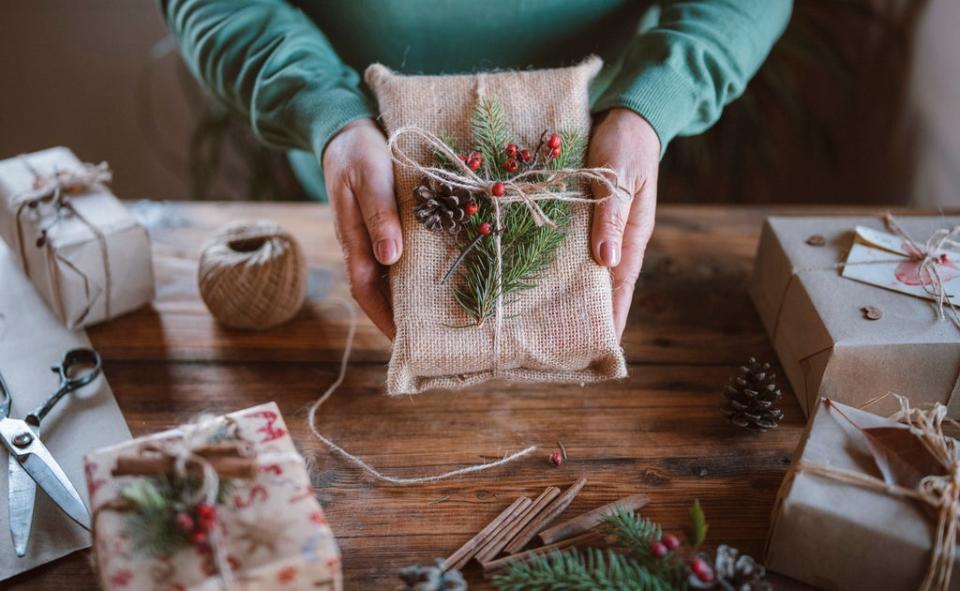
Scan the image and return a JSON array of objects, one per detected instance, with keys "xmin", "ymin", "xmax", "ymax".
[
  {"xmin": 883, "ymin": 213, "xmax": 960, "ymax": 329},
  {"xmin": 158, "ymin": 417, "xmax": 237, "ymax": 590},
  {"xmin": 13, "ymin": 158, "xmax": 114, "ymax": 324},
  {"xmin": 798, "ymin": 397, "xmax": 960, "ymax": 591},
  {"xmin": 387, "ymin": 125, "xmax": 631, "ymax": 374}
]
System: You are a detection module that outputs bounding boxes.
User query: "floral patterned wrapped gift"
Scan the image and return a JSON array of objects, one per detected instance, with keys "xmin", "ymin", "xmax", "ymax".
[{"xmin": 84, "ymin": 403, "xmax": 342, "ymax": 591}]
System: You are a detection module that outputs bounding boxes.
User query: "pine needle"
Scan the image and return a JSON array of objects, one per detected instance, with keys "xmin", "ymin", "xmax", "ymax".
[{"xmin": 491, "ymin": 548, "xmax": 674, "ymax": 591}]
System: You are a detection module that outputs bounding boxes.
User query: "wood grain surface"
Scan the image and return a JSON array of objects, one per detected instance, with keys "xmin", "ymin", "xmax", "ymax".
[{"xmin": 7, "ymin": 202, "xmax": 896, "ymax": 591}]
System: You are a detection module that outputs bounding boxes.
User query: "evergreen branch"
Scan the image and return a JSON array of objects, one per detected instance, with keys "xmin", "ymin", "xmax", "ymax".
[
  {"xmin": 602, "ymin": 508, "xmax": 690, "ymax": 587},
  {"xmin": 451, "ymin": 99, "xmax": 582, "ymax": 324},
  {"xmin": 471, "ymin": 99, "xmax": 510, "ymax": 179},
  {"xmin": 491, "ymin": 548, "xmax": 675, "ymax": 591}
]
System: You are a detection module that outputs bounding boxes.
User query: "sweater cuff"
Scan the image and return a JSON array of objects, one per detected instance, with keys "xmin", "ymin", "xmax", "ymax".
[
  {"xmin": 281, "ymin": 86, "xmax": 375, "ymax": 159},
  {"xmin": 593, "ymin": 63, "xmax": 698, "ymax": 158}
]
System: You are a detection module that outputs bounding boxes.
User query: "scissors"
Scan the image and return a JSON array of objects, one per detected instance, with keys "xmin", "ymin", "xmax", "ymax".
[{"xmin": 0, "ymin": 348, "xmax": 101, "ymax": 556}]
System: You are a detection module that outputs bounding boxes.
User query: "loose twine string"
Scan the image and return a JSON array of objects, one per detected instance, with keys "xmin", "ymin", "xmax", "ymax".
[
  {"xmin": 385, "ymin": 124, "xmax": 631, "ymax": 375},
  {"xmin": 798, "ymin": 397, "xmax": 960, "ymax": 591},
  {"xmin": 306, "ymin": 298, "xmax": 538, "ymax": 485},
  {"xmin": 13, "ymin": 158, "xmax": 114, "ymax": 324}
]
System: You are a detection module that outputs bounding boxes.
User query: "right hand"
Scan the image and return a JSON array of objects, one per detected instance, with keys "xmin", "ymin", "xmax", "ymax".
[{"xmin": 322, "ymin": 118, "xmax": 402, "ymax": 339}]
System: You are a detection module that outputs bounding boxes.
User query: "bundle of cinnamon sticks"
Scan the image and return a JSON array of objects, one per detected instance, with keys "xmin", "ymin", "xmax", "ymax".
[{"xmin": 440, "ymin": 476, "xmax": 650, "ymax": 573}]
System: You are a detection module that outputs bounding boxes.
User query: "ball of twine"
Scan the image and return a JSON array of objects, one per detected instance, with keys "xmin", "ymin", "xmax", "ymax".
[{"xmin": 198, "ymin": 220, "xmax": 306, "ymax": 330}]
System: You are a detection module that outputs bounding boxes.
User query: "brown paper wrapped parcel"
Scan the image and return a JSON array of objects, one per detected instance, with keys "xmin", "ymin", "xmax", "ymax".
[
  {"xmin": 0, "ymin": 147, "xmax": 155, "ymax": 329},
  {"xmin": 365, "ymin": 57, "xmax": 627, "ymax": 395},
  {"xmin": 749, "ymin": 215, "xmax": 960, "ymax": 417},
  {"xmin": 766, "ymin": 398, "xmax": 960, "ymax": 590}
]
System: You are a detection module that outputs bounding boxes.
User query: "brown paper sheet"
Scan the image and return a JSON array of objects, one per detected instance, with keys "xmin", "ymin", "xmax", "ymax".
[
  {"xmin": 0, "ymin": 147, "xmax": 155, "ymax": 329},
  {"xmin": 0, "ymin": 240, "xmax": 132, "ymax": 581},
  {"xmin": 748, "ymin": 216, "xmax": 960, "ymax": 417},
  {"xmin": 765, "ymin": 399, "xmax": 959, "ymax": 590}
]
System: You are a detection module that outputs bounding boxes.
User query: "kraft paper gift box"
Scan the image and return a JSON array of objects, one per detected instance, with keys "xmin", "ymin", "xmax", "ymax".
[
  {"xmin": 749, "ymin": 215, "xmax": 960, "ymax": 418},
  {"xmin": 0, "ymin": 147, "xmax": 155, "ymax": 329},
  {"xmin": 765, "ymin": 399, "xmax": 960, "ymax": 590},
  {"xmin": 84, "ymin": 403, "xmax": 343, "ymax": 591}
]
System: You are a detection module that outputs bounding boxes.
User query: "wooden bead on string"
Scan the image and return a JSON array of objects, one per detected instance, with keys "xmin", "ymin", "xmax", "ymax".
[{"xmin": 198, "ymin": 220, "xmax": 306, "ymax": 330}]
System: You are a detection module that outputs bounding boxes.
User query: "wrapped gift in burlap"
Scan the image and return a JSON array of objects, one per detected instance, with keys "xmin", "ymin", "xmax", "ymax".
[{"xmin": 366, "ymin": 56, "xmax": 627, "ymax": 395}]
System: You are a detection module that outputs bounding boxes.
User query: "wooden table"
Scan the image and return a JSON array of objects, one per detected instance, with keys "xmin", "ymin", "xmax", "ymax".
[{"xmin": 7, "ymin": 202, "xmax": 856, "ymax": 590}]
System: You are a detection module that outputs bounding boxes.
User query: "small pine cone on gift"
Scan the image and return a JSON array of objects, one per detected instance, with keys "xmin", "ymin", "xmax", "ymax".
[
  {"xmin": 689, "ymin": 545, "xmax": 772, "ymax": 591},
  {"xmin": 721, "ymin": 357, "xmax": 783, "ymax": 432},
  {"xmin": 413, "ymin": 177, "xmax": 477, "ymax": 234}
]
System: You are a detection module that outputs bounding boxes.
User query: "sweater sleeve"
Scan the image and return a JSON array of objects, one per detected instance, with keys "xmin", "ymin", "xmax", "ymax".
[
  {"xmin": 161, "ymin": 0, "xmax": 374, "ymax": 157},
  {"xmin": 593, "ymin": 0, "xmax": 792, "ymax": 155}
]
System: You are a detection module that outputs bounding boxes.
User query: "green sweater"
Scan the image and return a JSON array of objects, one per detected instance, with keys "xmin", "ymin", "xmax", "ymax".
[{"xmin": 163, "ymin": 0, "xmax": 791, "ymax": 200}]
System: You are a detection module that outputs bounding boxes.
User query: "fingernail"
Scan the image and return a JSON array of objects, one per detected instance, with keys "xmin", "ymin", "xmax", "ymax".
[
  {"xmin": 599, "ymin": 241, "xmax": 620, "ymax": 267},
  {"xmin": 375, "ymin": 239, "xmax": 398, "ymax": 264}
]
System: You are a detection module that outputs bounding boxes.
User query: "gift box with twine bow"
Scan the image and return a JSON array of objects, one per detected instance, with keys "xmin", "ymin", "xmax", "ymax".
[
  {"xmin": 0, "ymin": 147, "xmax": 154, "ymax": 329},
  {"xmin": 749, "ymin": 214, "xmax": 960, "ymax": 418},
  {"xmin": 84, "ymin": 403, "xmax": 342, "ymax": 591},
  {"xmin": 766, "ymin": 397, "xmax": 960, "ymax": 590}
]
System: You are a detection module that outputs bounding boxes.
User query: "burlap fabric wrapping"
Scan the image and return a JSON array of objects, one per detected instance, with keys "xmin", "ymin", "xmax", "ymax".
[{"xmin": 365, "ymin": 57, "xmax": 627, "ymax": 395}]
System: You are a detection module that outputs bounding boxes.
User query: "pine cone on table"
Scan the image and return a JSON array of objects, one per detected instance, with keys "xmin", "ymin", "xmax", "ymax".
[
  {"xmin": 688, "ymin": 546, "xmax": 771, "ymax": 591},
  {"xmin": 413, "ymin": 177, "xmax": 477, "ymax": 234},
  {"xmin": 398, "ymin": 559, "xmax": 467, "ymax": 591},
  {"xmin": 720, "ymin": 357, "xmax": 783, "ymax": 432}
]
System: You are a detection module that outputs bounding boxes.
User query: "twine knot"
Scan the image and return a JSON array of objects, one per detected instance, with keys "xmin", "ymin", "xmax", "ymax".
[{"xmin": 883, "ymin": 213, "xmax": 960, "ymax": 328}]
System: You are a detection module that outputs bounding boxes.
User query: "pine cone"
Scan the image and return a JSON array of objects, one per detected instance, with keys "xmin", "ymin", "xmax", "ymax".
[
  {"xmin": 413, "ymin": 177, "xmax": 477, "ymax": 234},
  {"xmin": 398, "ymin": 559, "xmax": 467, "ymax": 591},
  {"xmin": 688, "ymin": 546, "xmax": 771, "ymax": 591},
  {"xmin": 720, "ymin": 357, "xmax": 783, "ymax": 432},
  {"xmin": 713, "ymin": 545, "xmax": 771, "ymax": 591}
]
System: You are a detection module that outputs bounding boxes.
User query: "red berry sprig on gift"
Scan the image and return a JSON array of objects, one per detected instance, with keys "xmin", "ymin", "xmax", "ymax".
[{"xmin": 175, "ymin": 502, "xmax": 218, "ymax": 547}]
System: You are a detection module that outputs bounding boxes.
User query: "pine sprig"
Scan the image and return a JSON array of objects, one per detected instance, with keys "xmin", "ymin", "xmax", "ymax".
[
  {"xmin": 450, "ymin": 98, "xmax": 580, "ymax": 324},
  {"xmin": 602, "ymin": 508, "xmax": 689, "ymax": 586},
  {"xmin": 471, "ymin": 99, "xmax": 510, "ymax": 180},
  {"xmin": 492, "ymin": 548, "xmax": 674, "ymax": 591}
]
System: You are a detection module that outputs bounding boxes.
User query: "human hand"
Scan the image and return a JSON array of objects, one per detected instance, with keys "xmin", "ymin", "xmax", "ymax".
[
  {"xmin": 322, "ymin": 118, "xmax": 401, "ymax": 339},
  {"xmin": 587, "ymin": 108, "xmax": 660, "ymax": 338}
]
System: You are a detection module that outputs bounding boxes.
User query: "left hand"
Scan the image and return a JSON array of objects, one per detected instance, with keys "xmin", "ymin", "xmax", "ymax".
[{"xmin": 587, "ymin": 107, "xmax": 661, "ymax": 339}]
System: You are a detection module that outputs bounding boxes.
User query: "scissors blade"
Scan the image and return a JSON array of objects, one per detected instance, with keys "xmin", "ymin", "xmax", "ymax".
[
  {"xmin": 18, "ymin": 446, "xmax": 89, "ymax": 530},
  {"xmin": 8, "ymin": 453, "xmax": 36, "ymax": 556}
]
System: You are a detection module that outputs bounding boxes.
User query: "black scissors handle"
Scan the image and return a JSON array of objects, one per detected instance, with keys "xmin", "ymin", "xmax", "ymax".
[{"xmin": 25, "ymin": 348, "xmax": 101, "ymax": 428}]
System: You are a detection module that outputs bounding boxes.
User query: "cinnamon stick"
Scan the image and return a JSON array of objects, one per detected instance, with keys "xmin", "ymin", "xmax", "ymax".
[
  {"xmin": 112, "ymin": 456, "xmax": 258, "ymax": 480},
  {"xmin": 443, "ymin": 497, "xmax": 530, "ymax": 571},
  {"xmin": 504, "ymin": 476, "xmax": 587, "ymax": 554},
  {"xmin": 475, "ymin": 487, "xmax": 560, "ymax": 563},
  {"xmin": 482, "ymin": 531, "xmax": 603, "ymax": 572},
  {"xmin": 538, "ymin": 493, "xmax": 650, "ymax": 545}
]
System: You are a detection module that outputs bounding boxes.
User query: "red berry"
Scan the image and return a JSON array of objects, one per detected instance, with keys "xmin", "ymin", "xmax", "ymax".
[
  {"xmin": 458, "ymin": 153, "xmax": 467, "ymax": 162},
  {"xmin": 650, "ymin": 542, "xmax": 669, "ymax": 559},
  {"xmin": 174, "ymin": 512, "xmax": 194, "ymax": 534},
  {"xmin": 478, "ymin": 223, "xmax": 493, "ymax": 237},
  {"xmin": 505, "ymin": 143, "xmax": 518, "ymax": 158},
  {"xmin": 549, "ymin": 451, "xmax": 564, "ymax": 467},
  {"xmin": 550, "ymin": 146, "xmax": 562, "ymax": 158},
  {"xmin": 691, "ymin": 557, "xmax": 714, "ymax": 582},
  {"xmin": 195, "ymin": 503, "xmax": 217, "ymax": 529},
  {"xmin": 491, "ymin": 182, "xmax": 506, "ymax": 197},
  {"xmin": 547, "ymin": 134, "xmax": 562, "ymax": 149},
  {"xmin": 503, "ymin": 158, "xmax": 519, "ymax": 173},
  {"xmin": 467, "ymin": 158, "xmax": 482, "ymax": 172},
  {"xmin": 662, "ymin": 533, "xmax": 680, "ymax": 551},
  {"xmin": 519, "ymin": 149, "xmax": 532, "ymax": 163},
  {"xmin": 465, "ymin": 200, "xmax": 479, "ymax": 216},
  {"xmin": 191, "ymin": 530, "xmax": 208, "ymax": 545}
]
